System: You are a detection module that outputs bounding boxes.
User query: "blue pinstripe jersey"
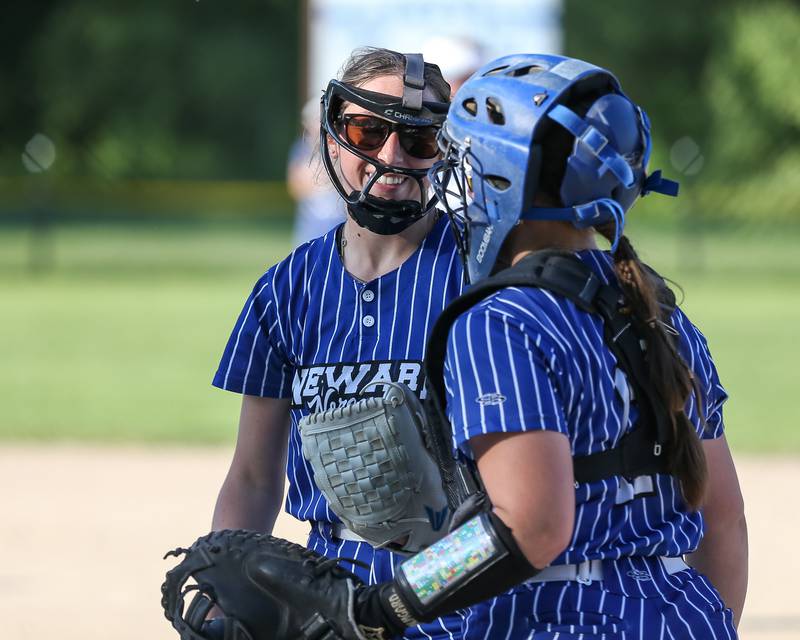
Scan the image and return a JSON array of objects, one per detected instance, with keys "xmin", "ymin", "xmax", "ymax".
[
  {"xmin": 444, "ymin": 250, "xmax": 727, "ymax": 563},
  {"xmin": 213, "ymin": 213, "xmax": 464, "ymax": 523}
]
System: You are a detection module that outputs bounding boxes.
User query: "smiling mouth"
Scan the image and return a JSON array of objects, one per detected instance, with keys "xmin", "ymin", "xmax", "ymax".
[{"xmin": 365, "ymin": 172, "xmax": 407, "ymax": 187}]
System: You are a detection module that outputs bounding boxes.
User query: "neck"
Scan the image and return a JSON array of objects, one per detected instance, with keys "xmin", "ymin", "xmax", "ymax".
[
  {"xmin": 341, "ymin": 212, "xmax": 436, "ymax": 282},
  {"xmin": 504, "ymin": 220, "xmax": 599, "ymax": 268}
]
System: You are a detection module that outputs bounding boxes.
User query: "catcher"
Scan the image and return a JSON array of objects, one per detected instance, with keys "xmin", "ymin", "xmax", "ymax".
[{"xmin": 163, "ymin": 53, "xmax": 747, "ymax": 639}]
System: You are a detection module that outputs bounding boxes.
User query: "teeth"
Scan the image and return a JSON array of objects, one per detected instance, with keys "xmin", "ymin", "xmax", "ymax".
[{"xmin": 369, "ymin": 174, "xmax": 406, "ymax": 185}]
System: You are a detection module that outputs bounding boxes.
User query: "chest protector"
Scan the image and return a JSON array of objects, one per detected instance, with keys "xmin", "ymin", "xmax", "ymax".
[{"xmin": 423, "ymin": 250, "xmax": 677, "ymax": 506}]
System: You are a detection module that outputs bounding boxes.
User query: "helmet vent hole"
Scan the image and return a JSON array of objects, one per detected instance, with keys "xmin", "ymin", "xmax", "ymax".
[
  {"xmin": 462, "ymin": 98, "xmax": 478, "ymax": 116},
  {"xmin": 486, "ymin": 175, "xmax": 511, "ymax": 191},
  {"xmin": 483, "ymin": 65, "xmax": 509, "ymax": 77},
  {"xmin": 486, "ymin": 98, "xmax": 505, "ymax": 125},
  {"xmin": 512, "ymin": 65, "xmax": 546, "ymax": 77}
]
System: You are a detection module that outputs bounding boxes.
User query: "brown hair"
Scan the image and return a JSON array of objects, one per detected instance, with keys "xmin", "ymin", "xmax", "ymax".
[
  {"xmin": 536, "ymin": 92, "xmax": 708, "ymax": 510},
  {"xmin": 596, "ymin": 228, "xmax": 708, "ymax": 509},
  {"xmin": 338, "ymin": 47, "xmax": 450, "ymax": 102}
]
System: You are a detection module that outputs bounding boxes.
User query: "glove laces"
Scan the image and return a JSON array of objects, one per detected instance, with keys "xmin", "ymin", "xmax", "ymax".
[{"xmin": 301, "ymin": 551, "xmax": 371, "ymax": 579}]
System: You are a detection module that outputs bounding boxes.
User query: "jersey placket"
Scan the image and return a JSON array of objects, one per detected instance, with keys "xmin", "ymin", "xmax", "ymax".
[{"xmin": 358, "ymin": 282, "xmax": 378, "ymax": 338}]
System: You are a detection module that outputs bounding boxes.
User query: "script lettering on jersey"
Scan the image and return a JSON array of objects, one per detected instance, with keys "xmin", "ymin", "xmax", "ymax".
[{"xmin": 291, "ymin": 360, "xmax": 426, "ymax": 412}]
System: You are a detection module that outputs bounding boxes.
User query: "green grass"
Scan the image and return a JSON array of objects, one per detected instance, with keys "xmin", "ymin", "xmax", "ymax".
[
  {"xmin": 1, "ymin": 218, "xmax": 798, "ymax": 452},
  {"xmin": 624, "ymin": 219, "xmax": 800, "ymax": 453},
  {"xmin": 0, "ymin": 219, "xmax": 294, "ymax": 445}
]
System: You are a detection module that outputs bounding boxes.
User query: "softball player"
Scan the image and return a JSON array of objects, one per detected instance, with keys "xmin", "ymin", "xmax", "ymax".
[
  {"xmin": 211, "ymin": 47, "xmax": 465, "ymax": 639},
  {"xmin": 424, "ymin": 54, "xmax": 747, "ymax": 638},
  {"xmin": 279, "ymin": 54, "xmax": 748, "ymax": 640}
]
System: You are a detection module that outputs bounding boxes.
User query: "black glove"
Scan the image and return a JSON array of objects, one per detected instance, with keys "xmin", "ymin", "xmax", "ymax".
[
  {"xmin": 161, "ymin": 529, "xmax": 405, "ymax": 640},
  {"xmin": 199, "ymin": 619, "xmax": 225, "ymax": 640}
]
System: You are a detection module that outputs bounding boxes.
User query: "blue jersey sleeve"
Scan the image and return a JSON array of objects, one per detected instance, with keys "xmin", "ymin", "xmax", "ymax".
[
  {"xmin": 443, "ymin": 304, "xmax": 569, "ymax": 456},
  {"xmin": 212, "ymin": 271, "xmax": 294, "ymax": 398},
  {"xmin": 672, "ymin": 308, "xmax": 728, "ymax": 440}
]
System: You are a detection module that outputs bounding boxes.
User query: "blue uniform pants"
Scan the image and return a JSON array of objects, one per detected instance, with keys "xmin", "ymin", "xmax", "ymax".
[{"xmin": 461, "ymin": 557, "xmax": 737, "ymax": 639}]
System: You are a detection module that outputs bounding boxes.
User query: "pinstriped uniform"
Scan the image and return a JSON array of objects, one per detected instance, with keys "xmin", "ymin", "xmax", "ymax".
[
  {"xmin": 444, "ymin": 250, "xmax": 737, "ymax": 639},
  {"xmin": 213, "ymin": 213, "xmax": 465, "ymax": 639}
]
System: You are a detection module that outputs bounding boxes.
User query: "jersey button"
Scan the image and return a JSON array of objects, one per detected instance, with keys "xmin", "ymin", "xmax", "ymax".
[
  {"xmin": 362, "ymin": 315, "xmax": 375, "ymax": 328},
  {"xmin": 361, "ymin": 289, "xmax": 375, "ymax": 303}
]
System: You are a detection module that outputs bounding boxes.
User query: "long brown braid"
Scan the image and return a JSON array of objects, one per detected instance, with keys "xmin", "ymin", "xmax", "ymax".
[
  {"xmin": 535, "ymin": 83, "xmax": 709, "ymax": 509},
  {"xmin": 596, "ymin": 225, "xmax": 708, "ymax": 509}
]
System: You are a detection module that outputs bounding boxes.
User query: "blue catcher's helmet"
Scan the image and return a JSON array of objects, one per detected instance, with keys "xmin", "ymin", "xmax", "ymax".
[{"xmin": 429, "ymin": 54, "xmax": 679, "ymax": 283}]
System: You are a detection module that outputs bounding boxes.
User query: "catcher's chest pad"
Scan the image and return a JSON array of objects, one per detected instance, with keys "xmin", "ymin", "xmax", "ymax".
[{"xmin": 298, "ymin": 382, "xmax": 451, "ymax": 554}]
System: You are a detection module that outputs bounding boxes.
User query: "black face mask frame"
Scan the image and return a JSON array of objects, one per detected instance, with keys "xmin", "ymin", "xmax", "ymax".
[{"xmin": 319, "ymin": 54, "xmax": 449, "ymax": 235}]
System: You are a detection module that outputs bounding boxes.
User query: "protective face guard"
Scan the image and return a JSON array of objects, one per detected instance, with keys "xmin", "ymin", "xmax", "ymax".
[
  {"xmin": 428, "ymin": 126, "xmax": 475, "ymax": 280},
  {"xmin": 430, "ymin": 121, "xmax": 515, "ymax": 284},
  {"xmin": 320, "ymin": 57, "xmax": 450, "ymax": 235}
]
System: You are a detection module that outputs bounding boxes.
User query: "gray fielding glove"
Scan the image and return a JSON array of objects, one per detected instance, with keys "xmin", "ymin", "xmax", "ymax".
[
  {"xmin": 161, "ymin": 529, "xmax": 402, "ymax": 640},
  {"xmin": 299, "ymin": 381, "xmax": 451, "ymax": 554}
]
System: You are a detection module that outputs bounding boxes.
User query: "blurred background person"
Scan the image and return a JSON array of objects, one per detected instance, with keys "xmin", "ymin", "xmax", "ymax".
[
  {"xmin": 420, "ymin": 35, "xmax": 485, "ymax": 213},
  {"xmin": 422, "ymin": 34, "xmax": 485, "ymax": 95},
  {"xmin": 288, "ymin": 97, "xmax": 346, "ymax": 246}
]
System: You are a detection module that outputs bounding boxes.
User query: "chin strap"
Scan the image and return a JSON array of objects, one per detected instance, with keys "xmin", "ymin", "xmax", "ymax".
[
  {"xmin": 523, "ymin": 197, "xmax": 627, "ymax": 251},
  {"xmin": 523, "ymin": 166, "xmax": 679, "ymax": 253},
  {"xmin": 346, "ymin": 194, "xmax": 429, "ymax": 235}
]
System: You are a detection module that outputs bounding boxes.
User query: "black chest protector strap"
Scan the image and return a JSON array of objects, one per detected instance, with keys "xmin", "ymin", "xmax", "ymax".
[{"xmin": 424, "ymin": 251, "xmax": 675, "ymax": 488}]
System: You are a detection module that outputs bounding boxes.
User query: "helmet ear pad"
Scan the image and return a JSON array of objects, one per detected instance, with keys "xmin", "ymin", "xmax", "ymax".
[{"xmin": 559, "ymin": 93, "xmax": 647, "ymax": 212}]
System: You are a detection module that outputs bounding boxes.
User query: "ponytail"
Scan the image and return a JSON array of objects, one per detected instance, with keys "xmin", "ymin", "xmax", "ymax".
[{"xmin": 597, "ymin": 227, "xmax": 708, "ymax": 509}]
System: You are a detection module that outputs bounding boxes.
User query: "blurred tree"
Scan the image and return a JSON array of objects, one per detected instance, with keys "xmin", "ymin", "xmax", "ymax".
[
  {"xmin": 563, "ymin": 0, "xmax": 729, "ymax": 162},
  {"xmin": 2, "ymin": 0, "xmax": 300, "ymax": 180},
  {"xmin": 0, "ymin": 3, "xmax": 63, "ymax": 172},
  {"xmin": 705, "ymin": 1, "xmax": 800, "ymax": 179},
  {"xmin": 563, "ymin": 0, "xmax": 800, "ymax": 222}
]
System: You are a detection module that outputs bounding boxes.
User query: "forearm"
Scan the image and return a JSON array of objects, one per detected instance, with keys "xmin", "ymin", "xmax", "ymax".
[
  {"xmin": 211, "ymin": 467, "xmax": 286, "ymax": 533},
  {"xmin": 357, "ymin": 510, "xmax": 540, "ymax": 636},
  {"xmin": 688, "ymin": 514, "xmax": 748, "ymax": 627},
  {"xmin": 212, "ymin": 395, "xmax": 291, "ymax": 533}
]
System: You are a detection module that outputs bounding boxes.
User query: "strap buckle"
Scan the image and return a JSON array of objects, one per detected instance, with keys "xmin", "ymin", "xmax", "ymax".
[
  {"xmin": 579, "ymin": 126, "xmax": 608, "ymax": 155},
  {"xmin": 575, "ymin": 559, "xmax": 594, "ymax": 585}
]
